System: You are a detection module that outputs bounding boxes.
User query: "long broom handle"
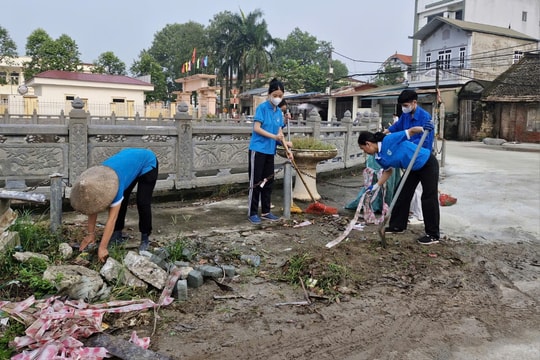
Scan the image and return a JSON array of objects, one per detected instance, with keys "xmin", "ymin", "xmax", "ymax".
[{"xmin": 282, "ymin": 141, "xmax": 318, "ymax": 203}]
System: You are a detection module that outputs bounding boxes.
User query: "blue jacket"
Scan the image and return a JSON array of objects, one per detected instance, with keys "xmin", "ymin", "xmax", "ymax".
[
  {"xmin": 375, "ymin": 131, "xmax": 430, "ymax": 171},
  {"xmin": 102, "ymin": 148, "xmax": 157, "ymax": 205},
  {"xmin": 388, "ymin": 105, "xmax": 433, "ymax": 151},
  {"xmin": 249, "ymin": 100, "xmax": 285, "ymax": 155}
]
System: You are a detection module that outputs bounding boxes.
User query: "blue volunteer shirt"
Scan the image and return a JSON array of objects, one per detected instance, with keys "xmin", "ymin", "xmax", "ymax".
[
  {"xmin": 249, "ymin": 100, "xmax": 285, "ymax": 155},
  {"xmin": 102, "ymin": 148, "xmax": 157, "ymax": 205},
  {"xmin": 388, "ymin": 105, "xmax": 434, "ymax": 150},
  {"xmin": 375, "ymin": 131, "xmax": 430, "ymax": 171}
]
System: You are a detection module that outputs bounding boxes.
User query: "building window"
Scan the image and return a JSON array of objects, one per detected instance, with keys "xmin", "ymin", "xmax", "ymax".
[
  {"xmin": 438, "ymin": 50, "xmax": 452, "ymax": 69},
  {"xmin": 0, "ymin": 72, "xmax": 6, "ymax": 84},
  {"xmin": 459, "ymin": 47, "xmax": 466, "ymax": 69},
  {"xmin": 112, "ymin": 98, "xmax": 125, "ymax": 103},
  {"xmin": 522, "ymin": 11, "xmax": 527, "ymax": 22},
  {"xmin": 513, "ymin": 51, "xmax": 523, "ymax": 64},
  {"xmin": 65, "ymin": 95, "xmax": 75, "ymax": 101},
  {"xmin": 455, "ymin": 10, "xmax": 463, "ymax": 20},
  {"xmin": 10, "ymin": 72, "xmax": 19, "ymax": 85},
  {"xmin": 425, "ymin": 52, "xmax": 432, "ymax": 69}
]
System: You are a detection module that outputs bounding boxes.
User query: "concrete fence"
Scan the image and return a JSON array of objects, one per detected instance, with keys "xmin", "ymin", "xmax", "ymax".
[{"xmin": 0, "ymin": 99, "xmax": 381, "ymax": 200}]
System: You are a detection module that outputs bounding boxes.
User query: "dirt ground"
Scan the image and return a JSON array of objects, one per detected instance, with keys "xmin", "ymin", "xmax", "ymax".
[{"xmin": 89, "ymin": 191, "xmax": 540, "ymax": 360}]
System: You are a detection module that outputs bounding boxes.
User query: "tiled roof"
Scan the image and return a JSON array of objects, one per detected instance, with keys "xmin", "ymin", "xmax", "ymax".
[
  {"xmin": 482, "ymin": 51, "xmax": 540, "ymax": 102},
  {"xmin": 412, "ymin": 17, "xmax": 538, "ymax": 41},
  {"xmin": 388, "ymin": 53, "xmax": 412, "ymax": 65},
  {"xmin": 31, "ymin": 70, "xmax": 152, "ymax": 86}
]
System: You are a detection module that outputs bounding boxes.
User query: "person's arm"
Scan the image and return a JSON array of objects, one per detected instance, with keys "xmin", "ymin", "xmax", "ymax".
[
  {"xmin": 406, "ymin": 126, "xmax": 424, "ymax": 137},
  {"xmin": 253, "ymin": 121, "xmax": 285, "ymax": 143},
  {"xmin": 377, "ymin": 168, "xmax": 393, "ymax": 186},
  {"xmin": 97, "ymin": 204, "xmax": 121, "ymax": 262},
  {"xmin": 80, "ymin": 213, "xmax": 98, "ymax": 251}
]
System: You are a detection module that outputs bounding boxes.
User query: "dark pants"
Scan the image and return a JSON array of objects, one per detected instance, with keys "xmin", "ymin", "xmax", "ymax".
[
  {"xmin": 389, "ymin": 154, "xmax": 440, "ymax": 238},
  {"xmin": 114, "ymin": 161, "xmax": 159, "ymax": 235},
  {"xmin": 248, "ymin": 150, "xmax": 274, "ymax": 217}
]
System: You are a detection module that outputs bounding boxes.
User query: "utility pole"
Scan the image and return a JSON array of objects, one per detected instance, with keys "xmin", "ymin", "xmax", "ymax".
[
  {"xmin": 435, "ymin": 59, "xmax": 446, "ymax": 169},
  {"xmin": 326, "ymin": 47, "xmax": 333, "ymax": 95}
]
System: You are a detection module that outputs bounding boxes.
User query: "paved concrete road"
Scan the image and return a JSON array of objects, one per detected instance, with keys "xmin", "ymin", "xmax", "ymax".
[{"xmin": 438, "ymin": 141, "xmax": 540, "ymax": 243}]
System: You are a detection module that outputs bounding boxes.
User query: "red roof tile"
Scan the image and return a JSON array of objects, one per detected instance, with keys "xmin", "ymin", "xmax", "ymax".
[{"xmin": 33, "ymin": 70, "xmax": 152, "ymax": 86}]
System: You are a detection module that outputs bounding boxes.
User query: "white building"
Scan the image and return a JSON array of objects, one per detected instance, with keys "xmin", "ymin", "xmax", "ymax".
[{"xmin": 413, "ymin": 0, "xmax": 540, "ymax": 64}]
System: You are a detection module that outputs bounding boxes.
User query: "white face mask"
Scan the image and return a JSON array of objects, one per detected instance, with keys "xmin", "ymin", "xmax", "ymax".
[
  {"xmin": 270, "ymin": 97, "xmax": 282, "ymax": 106},
  {"xmin": 401, "ymin": 106, "xmax": 412, "ymax": 114}
]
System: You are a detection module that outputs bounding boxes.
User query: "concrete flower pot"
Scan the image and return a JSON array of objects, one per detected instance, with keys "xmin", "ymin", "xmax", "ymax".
[{"xmin": 277, "ymin": 147, "xmax": 338, "ymax": 201}]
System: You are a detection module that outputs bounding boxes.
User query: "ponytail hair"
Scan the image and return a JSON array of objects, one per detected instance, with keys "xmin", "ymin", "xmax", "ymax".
[{"xmin": 358, "ymin": 131, "xmax": 386, "ymax": 146}]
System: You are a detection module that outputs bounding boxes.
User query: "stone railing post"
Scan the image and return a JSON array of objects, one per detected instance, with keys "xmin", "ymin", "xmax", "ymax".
[
  {"xmin": 341, "ymin": 110, "xmax": 354, "ymax": 168},
  {"xmin": 49, "ymin": 173, "xmax": 63, "ymax": 233},
  {"xmin": 306, "ymin": 108, "xmax": 321, "ymax": 139},
  {"xmin": 175, "ymin": 102, "xmax": 194, "ymax": 185},
  {"xmin": 68, "ymin": 97, "xmax": 89, "ymax": 183}
]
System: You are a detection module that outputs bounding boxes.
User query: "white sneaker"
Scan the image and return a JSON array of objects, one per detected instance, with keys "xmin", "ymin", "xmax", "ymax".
[{"xmin": 408, "ymin": 215, "xmax": 424, "ymax": 225}]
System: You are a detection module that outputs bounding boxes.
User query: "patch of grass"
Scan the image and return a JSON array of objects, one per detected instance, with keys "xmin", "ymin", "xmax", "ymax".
[
  {"xmin": 291, "ymin": 137, "xmax": 336, "ymax": 150},
  {"xmin": 8, "ymin": 210, "xmax": 61, "ymax": 253},
  {"xmin": 166, "ymin": 237, "xmax": 189, "ymax": 262},
  {"xmin": 0, "ymin": 319, "xmax": 24, "ymax": 358}
]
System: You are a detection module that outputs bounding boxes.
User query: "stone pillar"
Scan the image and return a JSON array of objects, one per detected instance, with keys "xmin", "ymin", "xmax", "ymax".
[
  {"xmin": 306, "ymin": 108, "xmax": 321, "ymax": 139},
  {"xmin": 342, "ymin": 110, "xmax": 354, "ymax": 168},
  {"xmin": 49, "ymin": 173, "xmax": 63, "ymax": 232},
  {"xmin": 283, "ymin": 162, "xmax": 292, "ymax": 219},
  {"xmin": 68, "ymin": 97, "xmax": 89, "ymax": 183},
  {"xmin": 175, "ymin": 102, "xmax": 194, "ymax": 185}
]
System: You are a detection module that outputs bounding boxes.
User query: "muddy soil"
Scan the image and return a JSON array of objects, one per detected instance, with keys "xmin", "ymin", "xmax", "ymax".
[{"xmin": 92, "ymin": 196, "xmax": 540, "ymax": 360}]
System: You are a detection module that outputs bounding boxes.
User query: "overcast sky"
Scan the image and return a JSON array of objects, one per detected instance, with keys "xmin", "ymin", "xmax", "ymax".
[{"xmin": 3, "ymin": 0, "xmax": 416, "ymax": 80}]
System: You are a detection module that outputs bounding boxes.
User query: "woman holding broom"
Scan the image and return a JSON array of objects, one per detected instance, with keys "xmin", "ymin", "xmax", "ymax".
[
  {"xmin": 357, "ymin": 123, "xmax": 440, "ymax": 245},
  {"xmin": 247, "ymin": 78, "xmax": 293, "ymax": 225}
]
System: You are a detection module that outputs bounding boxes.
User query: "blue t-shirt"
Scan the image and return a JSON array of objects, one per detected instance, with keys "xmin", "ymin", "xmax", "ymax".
[
  {"xmin": 375, "ymin": 131, "xmax": 430, "ymax": 171},
  {"xmin": 388, "ymin": 105, "xmax": 433, "ymax": 150},
  {"xmin": 249, "ymin": 100, "xmax": 285, "ymax": 155},
  {"xmin": 102, "ymin": 148, "xmax": 157, "ymax": 205}
]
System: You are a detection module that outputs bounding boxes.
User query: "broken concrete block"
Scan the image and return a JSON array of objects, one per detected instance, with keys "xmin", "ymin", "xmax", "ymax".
[
  {"xmin": 13, "ymin": 251, "xmax": 49, "ymax": 263},
  {"xmin": 175, "ymin": 279, "xmax": 188, "ymax": 301},
  {"xmin": 0, "ymin": 231, "xmax": 20, "ymax": 253},
  {"xmin": 124, "ymin": 251, "xmax": 167, "ymax": 289},
  {"xmin": 43, "ymin": 265, "xmax": 107, "ymax": 302},
  {"xmin": 187, "ymin": 269, "xmax": 203, "ymax": 288},
  {"xmin": 198, "ymin": 265, "xmax": 223, "ymax": 279},
  {"xmin": 221, "ymin": 265, "xmax": 236, "ymax": 277},
  {"xmin": 178, "ymin": 266, "xmax": 194, "ymax": 280},
  {"xmin": 58, "ymin": 243, "xmax": 74, "ymax": 259},
  {"xmin": 100, "ymin": 257, "xmax": 147, "ymax": 289}
]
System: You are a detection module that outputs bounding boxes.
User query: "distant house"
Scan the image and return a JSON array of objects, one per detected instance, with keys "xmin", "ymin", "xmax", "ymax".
[
  {"xmin": 480, "ymin": 51, "xmax": 540, "ymax": 143},
  {"xmin": 410, "ymin": 16, "xmax": 538, "ymax": 87},
  {"xmin": 23, "ymin": 70, "xmax": 153, "ymax": 116},
  {"xmin": 376, "ymin": 53, "xmax": 412, "ymax": 83}
]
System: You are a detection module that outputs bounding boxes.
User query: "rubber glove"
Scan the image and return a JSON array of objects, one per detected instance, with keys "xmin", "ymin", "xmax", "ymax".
[
  {"xmin": 423, "ymin": 121, "xmax": 435, "ymax": 132},
  {"xmin": 366, "ymin": 183, "xmax": 379, "ymax": 193}
]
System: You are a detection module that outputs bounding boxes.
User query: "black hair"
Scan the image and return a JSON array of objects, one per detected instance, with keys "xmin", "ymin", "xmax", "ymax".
[
  {"xmin": 278, "ymin": 99, "xmax": 287, "ymax": 107},
  {"xmin": 358, "ymin": 131, "xmax": 386, "ymax": 146},
  {"xmin": 268, "ymin": 78, "xmax": 284, "ymax": 94},
  {"xmin": 397, "ymin": 89, "xmax": 418, "ymax": 104}
]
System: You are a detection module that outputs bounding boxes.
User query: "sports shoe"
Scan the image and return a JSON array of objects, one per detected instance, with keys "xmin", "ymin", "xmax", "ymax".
[
  {"xmin": 248, "ymin": 215, "xmax": 262, "ymax": 224},
  {"xmin": 417, "ymin": 235, "xmax": 440, "ymax": 245},
  {"xmin": 139, "ymin": 233, "xmax": 150, "ymax": 252},
  {"xmin": 384, "ymin": 227, "xmax": 405, "ymax": 234},
  {"xmin": 408, "ymin": 215, "xmax": 424, "ymax": 225},
  {"xmin": 109, "ymin": 231, "xmax": 127, "ymax": 246},
  {"xmin": 261, "ymin": 213, "xmax": 280, "ymax": 221}
]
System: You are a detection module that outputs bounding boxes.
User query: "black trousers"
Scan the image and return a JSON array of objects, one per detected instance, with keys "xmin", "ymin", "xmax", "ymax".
[
  {"xmin": 248, "ymin": 150, "xmax": 274, "ymax": 217},
  {"xmin": 114, "ymin": 161, "xmax": 159, "ymax": 235},
  {"xmin": 389, "ymin": 154, "xmax": 440, "ymax": 238}
]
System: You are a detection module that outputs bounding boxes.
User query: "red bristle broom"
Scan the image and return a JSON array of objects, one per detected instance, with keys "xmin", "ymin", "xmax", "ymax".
[{"xmin": 283, "ymin": 142, "xmax": 337, "ymax": 215}]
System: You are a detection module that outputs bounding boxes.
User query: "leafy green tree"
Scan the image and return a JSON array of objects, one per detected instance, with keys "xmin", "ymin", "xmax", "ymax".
[
  {"xmin": 130, "ymin": 50, "xmax": 167, "ymax": 102},
  {"xmin": 271, "ymin": 30, "xmax": 348, "ymax": 93},
  {"xmin": 0, "ymin": 26, "xmax": 17, "ymax": 64},
  {"xmin": 147, "ymin": 22, "xmax": 208, "ymax": 100},
  {"xmin": 374, "ymin": 64, "xmax": 405, "ymax": 86},
  {"xmin": 23, "ymin": 29, "xmax": 81, "ymax": 79},
  {"xmin": 0, "ymin": 26, "xmax": 18, "ymax": 85},
  {"xmin": 92, "ymin": 51, "xmax": 127, "ymax": 75}
]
